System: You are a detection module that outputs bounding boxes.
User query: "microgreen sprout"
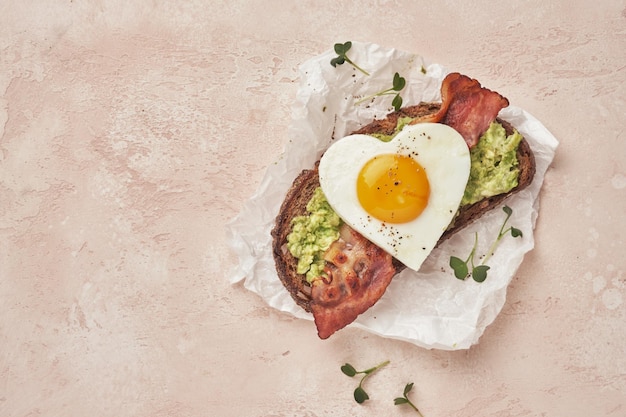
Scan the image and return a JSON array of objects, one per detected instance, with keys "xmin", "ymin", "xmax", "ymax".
[
  {"xmin": 355, "ymin": 72, "xmax": 406, "ymax": 111},
  {"xmin": 330, "ymin": 41, "xmax": 370, "ymax": 76},
  {"xmin": 449, "ymin": 205, "xmax": 523, "ymax": 282},
  {"xmin": 482, "ymin": 205, "xmax": 523, "ymax": 265},
  {"xmin": 394, "ymin": 383, "xmax": 424, "ymax": 416},
  {"xmin": 341, "ymin": 360, "xmax": 390, "ymax": 404},
  {"xmin": 449, "ymin": 232, "xmax": 489, "ymax": 282}
]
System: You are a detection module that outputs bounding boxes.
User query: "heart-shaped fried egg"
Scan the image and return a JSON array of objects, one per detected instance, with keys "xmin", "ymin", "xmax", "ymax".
[{"xmin": 318, "ymin": 123, "xmax": 470, "ymax": 271}]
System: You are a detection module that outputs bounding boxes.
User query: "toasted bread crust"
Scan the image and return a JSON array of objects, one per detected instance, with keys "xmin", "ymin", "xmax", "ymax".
[
  {"xmin": 271, "ymin": 166, "xmax": 320, "ymax": 311},
  {"xmin": 271, "ymin": 103, "xmax": 536, "ymax": 312}
]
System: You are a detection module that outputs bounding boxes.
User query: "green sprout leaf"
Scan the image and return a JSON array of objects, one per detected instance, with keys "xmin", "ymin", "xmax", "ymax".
[
  {"xmin": 392, "ymin": 72, "xmax": 406, "ymax": 90},
  {"xmin": 450, "ymin": 256, "xmax": 469, "ymax": 280},
  {"xmin": 340, "ymin": 360, "xmax": 389, "ymax": 404},
  {"xmin": 472, "ymin": 265, "xmax": 490, "ymax": 283},
  {"xmin": 330, "ymin": 41, "xmax": 370, "ymax": 76},
  {"xmin": 394, "ymin": 382, "xmax": 424, "ymax": 416},
  {"xmin": 404, "ymin": 382, "xmax": 414, "ymax": 396},
  {"xmin": 330, "ymin": 55, "xmax": 345, "ymax": 67},
  {"xmin": 391, "ymin": 94, "xmax": 403, "ymax": 111},
  {"xmin": 355, "ymin": 72, "xmax": 407, "ymax": 111},
  {"xmin": 341, "ymin": 363, "xmax": 357, "ymax": 377},
  {"xmin": 354, "ymin": 387, "xmax": 369, "ymax": 404},
  {"xmin": 334, "ymin": 41, "xmax": 350, "ymax": 55}
]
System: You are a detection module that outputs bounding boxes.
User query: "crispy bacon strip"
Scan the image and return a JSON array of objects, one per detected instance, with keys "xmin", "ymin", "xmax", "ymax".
[
  {"xmin": 309, "ymin": 224, "xmax": 396, "ymax": 339},
  {"xmin": 410, "ymin": 72, "xmax": 509, "ymax": 148}
]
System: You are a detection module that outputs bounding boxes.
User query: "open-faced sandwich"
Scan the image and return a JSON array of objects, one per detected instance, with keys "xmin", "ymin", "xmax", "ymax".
[{"xmin": 271, "ymin": 72, "xmax": 536, "ymax": 339}]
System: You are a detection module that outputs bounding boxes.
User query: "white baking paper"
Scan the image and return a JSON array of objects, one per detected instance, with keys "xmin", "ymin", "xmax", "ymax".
[{"xmin": 226, "ymin": 41, "xmax": 558, "ymax": 350}]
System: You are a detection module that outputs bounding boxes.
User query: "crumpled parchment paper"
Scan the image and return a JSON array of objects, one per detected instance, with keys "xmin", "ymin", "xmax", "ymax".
[{"xmin": 226, "ymin": 41, "xmax": 558, "ymax": 350}]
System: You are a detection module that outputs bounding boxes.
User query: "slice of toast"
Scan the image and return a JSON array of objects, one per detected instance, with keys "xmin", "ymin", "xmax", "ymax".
[{"xmin": 271, "ymin": 103, "xmax": 536, "ymax": 312}]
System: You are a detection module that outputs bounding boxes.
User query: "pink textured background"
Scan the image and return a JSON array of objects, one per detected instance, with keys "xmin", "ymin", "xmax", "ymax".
[{"xmin": 1, "ymin": 1, "xmax": 624, "ymax": 416}]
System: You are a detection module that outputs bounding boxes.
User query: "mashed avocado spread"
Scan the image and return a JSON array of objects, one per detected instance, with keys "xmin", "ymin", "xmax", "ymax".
[
  {"xmin": 462, "ymin": 121, "xmax": 522, "ymax": 205},
  {"xmin": 286, "ymin": 118, "xmax": 522, "ymax": 279},
  {"xmin": 287, "ymin": 187, "xmax": 342, "ymax": 283},
  {"xmin": 370, "ymin": 116, "xmax": 415, "ymax": 142}
]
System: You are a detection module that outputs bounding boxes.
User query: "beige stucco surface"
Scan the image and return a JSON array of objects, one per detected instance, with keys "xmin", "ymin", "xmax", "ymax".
[{"xmin": 1, "ymin": 1, "xmax": 625, "ymax": 416}]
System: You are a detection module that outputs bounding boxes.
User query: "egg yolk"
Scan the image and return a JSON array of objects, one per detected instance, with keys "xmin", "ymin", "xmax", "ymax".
[{"xmin": 356, "ymin": 154, "xmax": 430, "ymax": 224}]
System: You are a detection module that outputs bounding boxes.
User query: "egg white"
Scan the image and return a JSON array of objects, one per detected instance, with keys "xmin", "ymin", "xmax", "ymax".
[{"xmin": 318, "ymin": 123, "xmax": 471, "ymax": 271}]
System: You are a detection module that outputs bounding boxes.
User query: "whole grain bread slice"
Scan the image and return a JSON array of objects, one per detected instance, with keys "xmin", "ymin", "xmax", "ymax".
[{"xmin": 271, "ymin": 103, "xmax": 536, "ymax": 312}]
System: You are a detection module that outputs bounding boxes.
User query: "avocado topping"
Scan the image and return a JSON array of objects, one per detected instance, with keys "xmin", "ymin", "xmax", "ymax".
[
  {"xmin": 370, "ymin": 116, "xmax": 415, "ymax": 142},
  {"xmin": 286, "ymin": 187, "xmax": 342, "ymax": 283},
  {"xmin": 461, "ymin": 121, "xmax": 522, "ymax": 205}
]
